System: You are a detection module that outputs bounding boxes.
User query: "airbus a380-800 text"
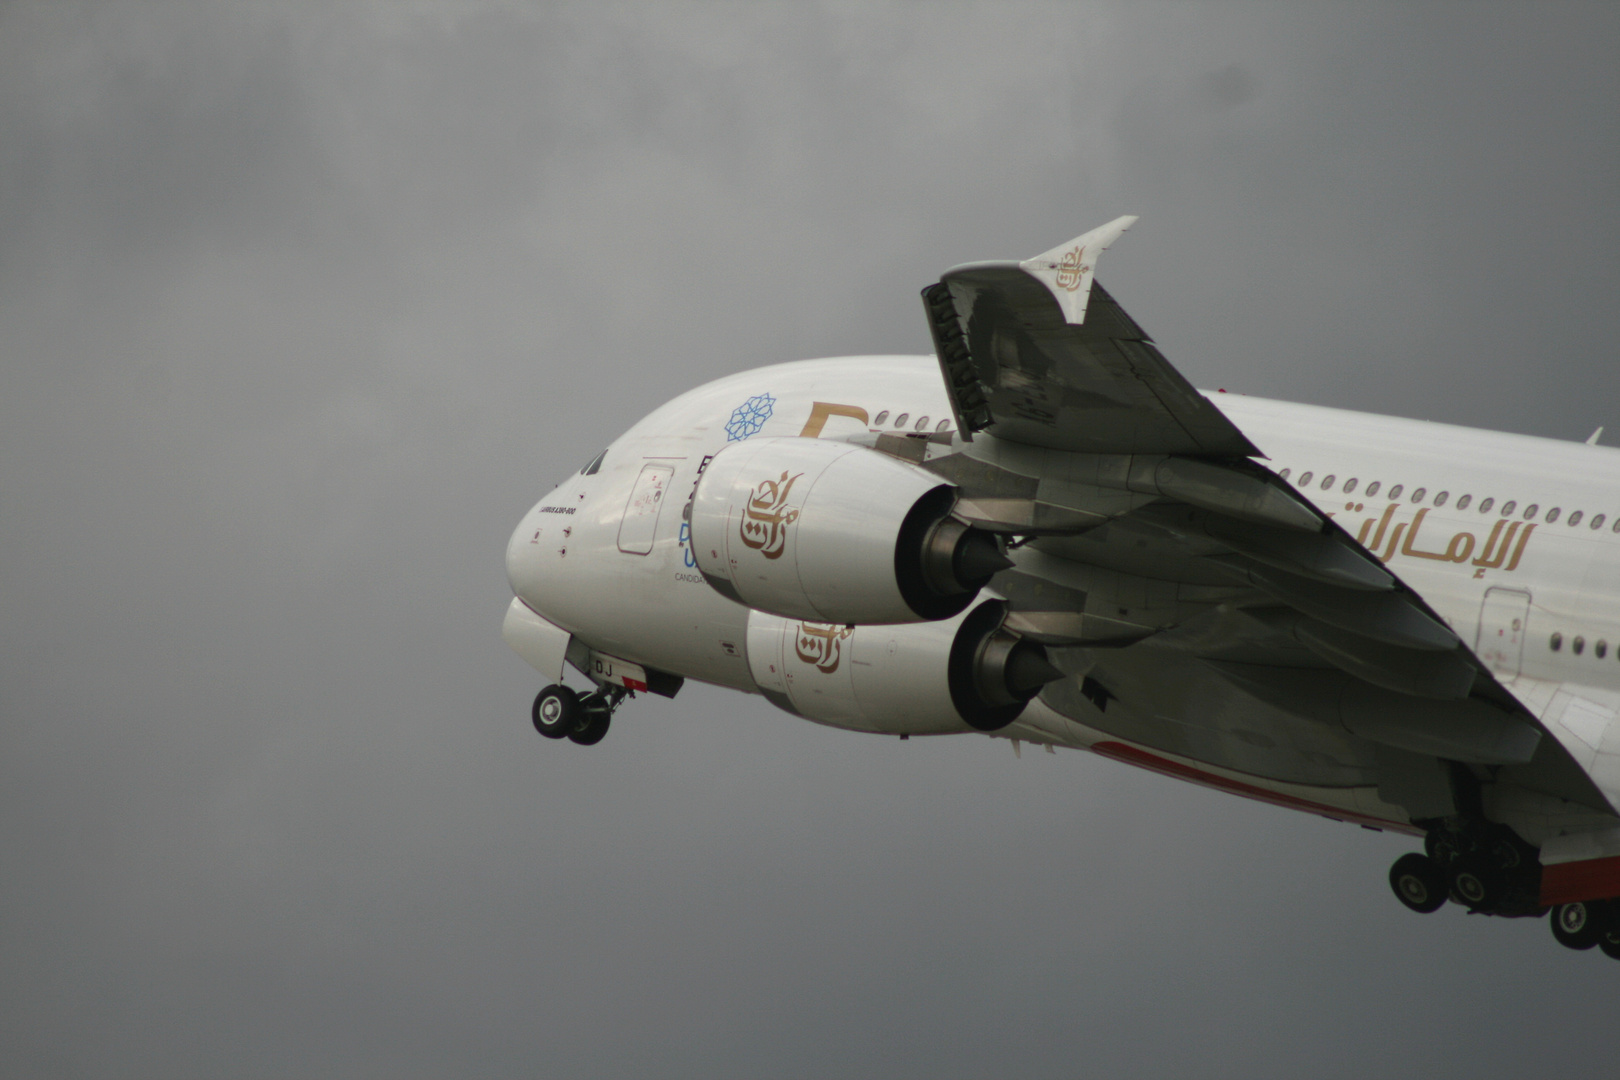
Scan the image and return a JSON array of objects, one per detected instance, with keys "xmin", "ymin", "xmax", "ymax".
[{"xmin": 502, "ymin": 218, "xmax": 1620, "ymax": 958}]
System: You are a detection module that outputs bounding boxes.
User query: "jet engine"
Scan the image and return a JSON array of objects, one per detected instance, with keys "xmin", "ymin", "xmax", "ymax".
[
  {"xmin": 690, "ymin": 437, "xmax": 1009, "ymax": 624},
  {"xmin": 745, "ymin": 599, "xmax": 1064, "ymax": 733}
]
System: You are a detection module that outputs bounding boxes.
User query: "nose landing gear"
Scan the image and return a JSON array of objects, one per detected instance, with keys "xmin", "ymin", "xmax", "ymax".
[{"xmin": 531, "ymin": 683, "xmax": 625, "ymax": 745}]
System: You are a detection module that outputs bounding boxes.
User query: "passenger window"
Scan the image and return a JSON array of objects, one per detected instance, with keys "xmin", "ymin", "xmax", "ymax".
[
  {"xmin": 1501, "ymin": 500, "xmax": 1517, "ymax": 516},
  {"xmin": 1592, "ymin": 514, "xmax": 1607, "ymax": 531},
  {"xmin": 1434, "ymin": 491, "xmax": 1449, "ymax": 506},
  {"xmin": 1547, "ymin": 507, "xmax": 1561, "ymax": 522},
  {"xmin": 1457, "ymin": 494, "xmax": 1472, "ymax": 509},
  {"xmin": 1574, "ymin": 636, "xmax": 1586, "ymax": 656},
  {"xmin": 1570, "ymin": 510, "xmax": 1584, "ymax": 526},
  {"xmin": 1298, "ymin": 471, "xmax": 1314, "ymax": 486},
  {"xmin": 894, "ymin": 413, "xmax": 909, "ymax": 428},
  {"xmin": 936, "ymin": 419, "xmax": 950, "ymax": 433},
  {"xmin": 1524, "ymin": 504, "xmax": 1539, "ymax": 520},
  {"xmin": 581, "ymin": 448, "xmax": 608, "ymax": 476},
  {"xmin": 873, "ymin": 410, "xmax": 889, "ymax": 425},
  {"xmin": 1551, "ymin": 632, "xmax": 1563, "ymax": 652},
  {"xmin": 1479, "ymin": 497, "xmax": 1495, "ymax": 513},
  {"xmin": 1598, "ymin": 641, "xmax": 1610, "ymax": 660},
  {"xmin": 1278, "ymin": 468, "xmax": 1291, "ymax": 480},
  {"xmin": 1613, "ymin": 518, "xmax": 1620, "ymax": 534},
  {"xmin": 1366, "ymin": 481, "xmax": 1381, "ymax": 497},
  {"xmin": 1411, "ymin": 488, "xmax": 1426, "ymax": 503},
  {"xmin": 915, "ymin": 415, "xmax": 930, "ymax": 431},
  {"xmin": 1388, "ymin": 485, "xmax": 1404, "ymax": 500},
  {"xmin": 1321, "ymin": 474, "xmax": 1336, "ymax": 490},
  {"xmin": 1344, "ymin": 478, "xmax": 1358, "ymax": 493}
]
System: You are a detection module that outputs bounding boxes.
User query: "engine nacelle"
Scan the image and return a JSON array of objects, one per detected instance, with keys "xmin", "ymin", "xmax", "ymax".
[
  {"xmin": 690, "ymin": 437, "xmax": 1008, "ymax": 624},
  {"xmin": 745, "ymin": 599, "xmax": 1064, "ymax": 733}
]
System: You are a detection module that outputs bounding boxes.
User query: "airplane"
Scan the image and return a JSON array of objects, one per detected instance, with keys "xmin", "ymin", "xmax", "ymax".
[{"xmin": 502, "ymin": 217, "xmax": 1620, "ymax": 958}]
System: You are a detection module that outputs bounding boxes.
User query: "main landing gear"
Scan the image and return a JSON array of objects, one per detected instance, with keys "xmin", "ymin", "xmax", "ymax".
[
  {"xmin": 1386, "ymin": 821, "xmax": 1620, "ymax": 960},
  {"xmin": 531, "ymin": 683, "xmax": 624, "ymax": 746},
  {"xmin": 1549, "ymin": 900, "xmax": 1620, "ymax": 958}
]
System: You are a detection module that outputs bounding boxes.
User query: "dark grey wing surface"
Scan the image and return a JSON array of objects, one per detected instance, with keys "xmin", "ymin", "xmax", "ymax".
[
  {"xmin": 922, "ymin": 222, "xmax": 1258, "ymax": 456},
  {"xmin": 912, "ymin": 221, "xmax": 1612, "ymax": 822}
]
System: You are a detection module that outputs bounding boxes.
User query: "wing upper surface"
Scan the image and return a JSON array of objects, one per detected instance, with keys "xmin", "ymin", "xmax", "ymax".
[{"xmin": 923, "ymin": 230, "xmax": 1259, "ymax": 457}]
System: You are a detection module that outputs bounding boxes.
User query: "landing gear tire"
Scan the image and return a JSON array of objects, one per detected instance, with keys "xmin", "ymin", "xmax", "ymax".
[
  {"xmin": 1390, "ymin": 853, "xmax": 1447, "ymax": 914},
  {"xmin": 532, "ymin": 684, "xmax": 580, "ymax": 740},
  {"xmin": 1449, "ymin": 862, "xmax": 1498, "ymax": 910},
  {"xmin": 568, "ymin": 694, "xmax": 613, "ymax": 746},
  {"xmin": 1599, "ymin": 922, "xmax": 1620, "ymax": 960},
  {"xmin": 1551, "ymin": 901, "xmax": 1603, "ymax": 951}
]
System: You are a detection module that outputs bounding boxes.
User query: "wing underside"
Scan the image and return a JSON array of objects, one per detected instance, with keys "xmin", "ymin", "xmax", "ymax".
[{"xmin": 910, "ymin": 224, "xmax": 1612, "ymax": 824}]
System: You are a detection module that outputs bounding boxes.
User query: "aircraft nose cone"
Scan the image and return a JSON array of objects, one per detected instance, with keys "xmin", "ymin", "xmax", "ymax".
[{"xmin": 506, "ymin": 512, "xmax": 548, "ymax": 600}]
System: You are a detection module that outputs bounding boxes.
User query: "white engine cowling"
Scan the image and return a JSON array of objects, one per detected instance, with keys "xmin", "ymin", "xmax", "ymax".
[
  {"xmin": 745, "ymin": 599, "xmax": 1063, "ymax": 733},
  {"xmin": 690, "ymin": 437, "xmax": 1009, "ymax": 624}
]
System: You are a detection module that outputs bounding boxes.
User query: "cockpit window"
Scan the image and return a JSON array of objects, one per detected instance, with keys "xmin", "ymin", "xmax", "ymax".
[{"xmin": 581, "ymin": 448, "xmax": 608, "ymax": 476}]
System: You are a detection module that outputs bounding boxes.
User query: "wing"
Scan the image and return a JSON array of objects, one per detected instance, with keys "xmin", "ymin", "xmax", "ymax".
[
  {"xmin": 924, "ymin": 216, "xmax": 1259, "ymax": 456},
  {"xmin": 914, "ymin": 221, "xmax": 1613, "ymax": 824}
]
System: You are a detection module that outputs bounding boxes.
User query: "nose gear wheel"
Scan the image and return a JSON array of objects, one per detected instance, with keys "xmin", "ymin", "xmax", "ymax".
[
  {"xmin": 532, "ymin": 684, "xmax": 580, "ymax": 739},
  {"xmin": 530, "ymin": 683, "xmax": 626, "ymax": 746}
]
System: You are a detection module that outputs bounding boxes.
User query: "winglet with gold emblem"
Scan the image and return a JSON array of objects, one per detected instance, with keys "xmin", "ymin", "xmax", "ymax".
[{"xmin": 1018, "ymin": 214, "xmax": 1138, "ymax": 326}]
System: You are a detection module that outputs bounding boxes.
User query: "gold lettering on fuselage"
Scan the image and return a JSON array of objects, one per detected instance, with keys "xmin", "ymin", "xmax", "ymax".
[
  {"xmin": 1399, "ymin": 508, "xmax": 1476, "ymax": 563},
  {"xmin": 1472, "ymin": 520, "xmax": 1520, "ymax": 570},
  {"xmin": 1350, "ymin": 503, "xmax": 1539, "ymax": 575},
  {"xmin": 798, "ymin": 402, "xmax": 871, "ymax": 439},
  {"xmin": 795, "ymin": 622, "xmax": 854, "ymax": 673},
  {"xmin": 739, "ymin": 471, "xmax": 803, "ymax": 559}
]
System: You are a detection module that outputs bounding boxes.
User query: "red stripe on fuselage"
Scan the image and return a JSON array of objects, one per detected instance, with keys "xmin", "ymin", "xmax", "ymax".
[
  {"xmin": 1540, "ymin": 854, "xmax": 1620, "ymax": 906},
  {"xmin": 1090, "ymin": 740, "xmax": 1418, "ymax": 835}
]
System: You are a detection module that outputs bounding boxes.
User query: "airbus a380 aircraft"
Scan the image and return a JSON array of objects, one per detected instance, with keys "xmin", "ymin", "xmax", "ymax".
[{"xmin": 503, "ymin": 218, "xmax": 1620, "ymax": 958}]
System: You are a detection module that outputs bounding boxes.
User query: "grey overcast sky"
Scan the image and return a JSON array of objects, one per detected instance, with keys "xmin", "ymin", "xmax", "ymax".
[{"xmin": 3, "ymin": 4, "xmax": 1619, "ymax": 1077}]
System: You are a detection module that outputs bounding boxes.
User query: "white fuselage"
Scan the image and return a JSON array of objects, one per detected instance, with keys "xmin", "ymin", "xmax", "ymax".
[{"xmin": 507, "ymin": 356, "xmax": 1620, "ymax": 831}]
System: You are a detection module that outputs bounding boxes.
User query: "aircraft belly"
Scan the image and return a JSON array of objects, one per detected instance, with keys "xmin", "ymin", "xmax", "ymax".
[
  {"xmin": 1008, "ymin": 699, "xmax": 1415, "ymax": 832},
  {"xmin": 1038, "ymin": 659, "xmax": 1378, "ymax": 789}
]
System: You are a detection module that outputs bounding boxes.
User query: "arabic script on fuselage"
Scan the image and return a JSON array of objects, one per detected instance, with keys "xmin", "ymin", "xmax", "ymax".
[
  {"xmin": 739, "ymin": 471, "xmax": 803, "ymax": 560},
  {"xmin": 1345, "ymin": 503, "xmax": 1536, "ymax": 577}
]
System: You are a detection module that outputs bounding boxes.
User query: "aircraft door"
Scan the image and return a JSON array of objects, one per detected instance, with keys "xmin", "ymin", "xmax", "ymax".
[
  {"xmin": 617, "ymin": 463, "xmax": 676, "ymax": 555},
  {"xmin": 1475, "ymin": 587, "xmax": 1531, "ymax": 677}
]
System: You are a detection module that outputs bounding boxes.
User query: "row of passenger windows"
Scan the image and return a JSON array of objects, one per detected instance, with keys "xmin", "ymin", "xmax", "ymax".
[
  {"xmin": 1550, "ymin": 633, "xmax": 1616, "ymax": 659},
  {"xmin": 873, "ymin": 409, "xmax": 952, "ymax": 434},
  {"xmin": 1276, "ymin": 468, "xmax": 1619, "ymax": 533}
]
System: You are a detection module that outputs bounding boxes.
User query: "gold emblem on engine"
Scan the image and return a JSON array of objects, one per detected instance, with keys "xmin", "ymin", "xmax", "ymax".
[
  {"xmin": 1054, "ymin": 245, "xmax": 1087, "ymax": 291},
  {"xmin": 739, "ymin": 471, "xmax": 803, "ymax": 559},
  {"xmin": 795, "ymin": 622, "xmax": 854, "ymax": 673}
]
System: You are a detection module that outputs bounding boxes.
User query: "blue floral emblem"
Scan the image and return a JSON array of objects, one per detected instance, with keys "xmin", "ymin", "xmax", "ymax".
[{"xmin": 724, "ymin": 393, "xmax": 775, "ymax": 441}]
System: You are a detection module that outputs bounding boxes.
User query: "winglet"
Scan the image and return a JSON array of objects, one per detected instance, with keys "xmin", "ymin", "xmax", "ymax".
[
  {"xmin": 1587, "ymin": 426, "xmax": 1604, "ymax": 446},
  {"xmin": 1019, "ymin": 215, "xmax": 1138, "ymax": 325}
]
